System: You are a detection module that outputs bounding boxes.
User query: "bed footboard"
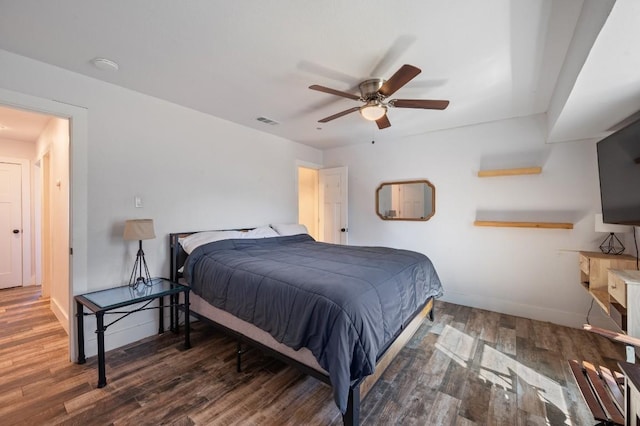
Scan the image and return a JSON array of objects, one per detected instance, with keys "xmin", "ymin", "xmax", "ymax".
[{"xmin": 343, "ymin": 297, "xmax": 434, "ymax": 425}]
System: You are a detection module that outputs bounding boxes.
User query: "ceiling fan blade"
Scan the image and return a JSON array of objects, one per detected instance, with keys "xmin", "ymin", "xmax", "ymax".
[
  {"xmin": 391, "ymin": 99, "xmax": 450, "ymax": 110},
  {"xmin": 369, "ymin": 35, "xmax": 417, "ymax": 77},
  {"xmin": 376, "ymin": 114, "xmax": 391, "ymax": 129},
  {"xmin": 318, "ymin": 107, "xmax": 360, "ymax": 123},
  {"xmin": 378, "ymin": 64, "xmax": 421, "ymax": 97},
  {"xmin": 309, "ymin": 85, "xmax": 360, "ymax": 101}
]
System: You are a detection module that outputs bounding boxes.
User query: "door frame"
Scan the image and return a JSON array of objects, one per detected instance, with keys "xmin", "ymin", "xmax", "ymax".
[
  {"xmin": 34, "ymin": 150, "xmax": 51, "ymax": 298},
  {"xmin": 0, "ymin": 157, "xmax": 30, "ymax": 286},
  {"xmin": 0, "ymin": 87, "xmax": 88, "ymax": 362}
]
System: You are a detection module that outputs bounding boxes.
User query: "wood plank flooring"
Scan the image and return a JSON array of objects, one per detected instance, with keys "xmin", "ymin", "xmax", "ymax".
[{"xmin": 0, "ymin": 285, "xmax": 627, "ymax": 425}]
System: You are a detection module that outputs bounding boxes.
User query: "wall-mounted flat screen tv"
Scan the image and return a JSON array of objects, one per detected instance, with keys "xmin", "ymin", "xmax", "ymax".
[{"xmin": 597, "ymin": 117, "xmax": 640, "ymax": 226}]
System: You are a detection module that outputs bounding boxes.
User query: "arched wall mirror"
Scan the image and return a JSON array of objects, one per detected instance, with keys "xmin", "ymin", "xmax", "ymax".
[{"xmin": 376, "ymin": 179, "xmax": 436, "ymax": 221}]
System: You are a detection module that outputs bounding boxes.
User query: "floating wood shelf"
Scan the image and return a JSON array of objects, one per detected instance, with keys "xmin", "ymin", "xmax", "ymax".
[
  {"xmin": 477, "ymin": 167, "xmax": 542, "ymax": 177},
  {"xmin": 473, "ymin": 220, "xmax": 573, "ymax": 229}
]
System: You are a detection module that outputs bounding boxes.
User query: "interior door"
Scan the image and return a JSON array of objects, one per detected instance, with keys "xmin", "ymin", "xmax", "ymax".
[
  {"xmin": 0, "ymin": 162, "xmax": 22, "ymax": 289},
  {"xmin": 399, "ymin": 182, "xmax": 426, "ymax": 219},
  {"xmin": 319, "ymin": 166, "xmax": 348, "ymax": 244}
]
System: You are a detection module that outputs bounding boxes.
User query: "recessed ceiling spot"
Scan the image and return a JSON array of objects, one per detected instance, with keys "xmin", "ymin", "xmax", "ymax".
[
  {"xmin": 256, "ymin": 117, "xmax": 279, "ymax": 126},
  {"xmin": 92, "ymin": 57, "xmax": 119, "ymax": 71}
]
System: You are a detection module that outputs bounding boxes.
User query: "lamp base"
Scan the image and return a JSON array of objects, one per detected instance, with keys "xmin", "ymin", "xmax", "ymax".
[
  {"xmin": 130, "ymin": 275, "xmax": 152, "ymax": 288},
  {"xmin": 129, "ymin": 242, "xmax": 152, "ymax": 287},
  {"xmin": 599, "ymin": 232, "xmax": 625, "ymax": 255}
]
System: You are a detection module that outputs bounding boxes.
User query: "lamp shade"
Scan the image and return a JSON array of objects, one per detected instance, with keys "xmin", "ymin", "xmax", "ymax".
[
  {"xmin": 123, "ymin": 219, "xmax": 156, "ymax": 241},
  {"xmin": 594, "ymin": 214, "xmax": 633, "ymax": 234}
]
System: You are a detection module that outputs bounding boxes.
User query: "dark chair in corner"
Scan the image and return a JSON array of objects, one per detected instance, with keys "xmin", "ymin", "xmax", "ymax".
[
  {"xmin": 569, "ymin": 324, "xmax": 640, "ymax": 426},
  {"xmin": 569, "ymin": 359, "xmax": 625, "ymax": 426}
]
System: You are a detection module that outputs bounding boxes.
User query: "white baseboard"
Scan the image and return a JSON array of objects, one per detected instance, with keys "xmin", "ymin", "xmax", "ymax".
[
  {"xmin": 440, "ymin": 290, "xmax": 617, "ymax": 330},
  {"xmin": 50, "ymin": 296, "xmax": 69, "ymax": 335},
  {"xmin": 80, "ymin": 317, "xmax": 167, "ymax": 359}
]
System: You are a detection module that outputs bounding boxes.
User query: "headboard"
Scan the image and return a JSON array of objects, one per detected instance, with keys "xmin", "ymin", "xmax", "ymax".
[
  {"xmin": 169, "ymin": 228, "xmax": 256, "ymax": 283},
  {"xmin": 169, "ymin": 232, "xmax": 193, "ymax": 282}
]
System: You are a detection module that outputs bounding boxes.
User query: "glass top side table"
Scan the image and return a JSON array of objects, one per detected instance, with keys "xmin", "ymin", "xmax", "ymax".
[{"xmin": 75, "ymin": 277, "xmax": 191, "ymax": 388}]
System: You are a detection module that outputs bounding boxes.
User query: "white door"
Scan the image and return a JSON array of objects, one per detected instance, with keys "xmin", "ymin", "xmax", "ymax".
[
  {"xmin": 319, "ymin": 166, "xmax": 348, "ymax": 244},
  {"xmin": 0, "ymin": 162, "xmax": 22, "ymax": 289},
  {"xmin": 399, "ymin": 182, "xmax": 426, "ymax": 219}
]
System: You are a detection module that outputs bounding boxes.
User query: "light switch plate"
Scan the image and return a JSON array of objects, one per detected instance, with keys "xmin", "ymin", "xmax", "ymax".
[
  {"xmin": 134, "ymin": 196, "xmax": 142, "ymax": 208},
  {"xmin": 627, "ymin": 345, "xmax": 635, "ymax": 362}
]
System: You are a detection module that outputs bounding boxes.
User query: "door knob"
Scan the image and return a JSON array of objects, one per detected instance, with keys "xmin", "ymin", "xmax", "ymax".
[
  {"xmin": 340, "ymin": 228, "xmax": 347, "ymax": 232},
  {"xmin": 12, "ymin": 229, "xmax": 20, "ymax": 234}
]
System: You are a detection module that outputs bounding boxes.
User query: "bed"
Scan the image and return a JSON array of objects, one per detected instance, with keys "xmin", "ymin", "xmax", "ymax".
[{"xmin": 169, "ymin": 226, "xmax": 443, "ymax": 425}]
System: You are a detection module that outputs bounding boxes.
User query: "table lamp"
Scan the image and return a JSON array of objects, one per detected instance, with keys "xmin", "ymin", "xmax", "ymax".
[
  {"xmin": 595, "ymin": 214, "xmax": 632, "ymax": 255},
  {"xmin": 123, "ymin": 219, "xmax": 156, "ymax": 286}
]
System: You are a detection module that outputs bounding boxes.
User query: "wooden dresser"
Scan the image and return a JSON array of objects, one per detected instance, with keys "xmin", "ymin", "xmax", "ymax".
[
  {"xmin": 608, "ymin": 270, "xmax": 640, "ymax": 342},
  {"xmin": 579, "ymin": 251, "xmax": 637, "ymax": 331},
  {"xmin": 577, "ymin": 252, "xmax": 640, "ymax": 424}
]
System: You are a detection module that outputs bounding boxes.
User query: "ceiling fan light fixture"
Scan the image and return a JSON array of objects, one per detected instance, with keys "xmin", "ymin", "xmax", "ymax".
[{"xmin": 360, "ymin": 102, "xmax": 387, "ymax": 121}]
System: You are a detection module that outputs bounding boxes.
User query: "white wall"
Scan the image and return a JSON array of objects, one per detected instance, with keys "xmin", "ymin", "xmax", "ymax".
[
  {"xmin": 0, "ymin": 49, "xmax": 322, "ymax": 357},
  {"xmin": 324, "ymin": 114, "xmax": 617, "ymax": 329}
]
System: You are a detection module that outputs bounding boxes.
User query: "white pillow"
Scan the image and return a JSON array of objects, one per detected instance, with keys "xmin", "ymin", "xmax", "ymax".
[
  {"xmin": 270, "ymin": 223, "xmax": 308, "ymax": 236},
  {"xmin": 242, "ymin": 226, "xmax": 279, "ymax": 239},
  {"xmin": 179, "ymin": 230, "xmax": 244, "ymax": 254}
]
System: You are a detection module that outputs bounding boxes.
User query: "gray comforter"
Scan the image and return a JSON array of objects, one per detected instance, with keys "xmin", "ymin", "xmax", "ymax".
[{"xmin": 183, "ymin": 234, "xmax": 443, "ymax": 413}]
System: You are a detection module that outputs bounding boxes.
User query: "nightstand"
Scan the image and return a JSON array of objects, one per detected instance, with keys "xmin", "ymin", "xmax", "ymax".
[{"xmin": 75, "ymin": 278, "xmax": 191, "ymax": 388}]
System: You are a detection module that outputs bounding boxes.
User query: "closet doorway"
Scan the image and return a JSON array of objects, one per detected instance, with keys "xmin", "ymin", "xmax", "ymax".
[
  {"xmin": 297, "ymin": 165, "xmax": 348, "ymax": 244},
  {"xmin": 0, "ymin": 102, "xmax": 71, "ymax": 346},
  {"xmin": 298, "ymin": 166, "xmax": 319, "ymax": 240}
]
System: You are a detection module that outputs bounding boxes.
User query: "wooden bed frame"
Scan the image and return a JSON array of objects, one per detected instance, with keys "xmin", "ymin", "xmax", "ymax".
[{"xmin": 169, "ymin": 231, "xmax": 435, "ymax": 425}]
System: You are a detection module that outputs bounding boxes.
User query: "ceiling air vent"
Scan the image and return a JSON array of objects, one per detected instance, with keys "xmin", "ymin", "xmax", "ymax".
[{"xmin": 256, "ymin": 116, "xmax": 279, "ymax": 126}]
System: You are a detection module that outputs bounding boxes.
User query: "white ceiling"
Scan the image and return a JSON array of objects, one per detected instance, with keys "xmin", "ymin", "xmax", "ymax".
[
  {"xmin": 0, "ymin": 0, "xmax": 638, "ymax": 149},
  {"xmin": 0, "ymin": 105, "xmax": 51, "ymax": 143}
]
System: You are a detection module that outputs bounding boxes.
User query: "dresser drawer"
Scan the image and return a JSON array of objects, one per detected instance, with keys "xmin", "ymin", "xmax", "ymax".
[
  {"xmin": 579, "ymin": 253, "xmax": 590, "ymax": 276},
  {"xmin": 609, "ymin": 301, "xmax": 627, "ymax": 332},
  {"xmin": 609, "ymin": 270, "xmax": 627, "ymax": 307}
]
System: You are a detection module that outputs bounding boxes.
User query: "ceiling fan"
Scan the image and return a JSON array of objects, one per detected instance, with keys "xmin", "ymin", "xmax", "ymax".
[{"xmin": 309, "ymin": 64, "xmax": 449, "ymax": 129}]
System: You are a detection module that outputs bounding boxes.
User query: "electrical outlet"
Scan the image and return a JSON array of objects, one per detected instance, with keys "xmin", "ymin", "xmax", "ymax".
[
  {"xmin": 134, "ymin": 196, "xmax": 142, "ymax": 208},
  {"xmin": 626, "ymin": 345, "xmax": 635, "ymax": 362}
]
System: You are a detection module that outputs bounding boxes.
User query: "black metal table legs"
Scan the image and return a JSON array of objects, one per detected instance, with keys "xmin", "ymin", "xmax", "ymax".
[
  {"xmin": 184, "ymin": 289, "xmax": 191, "ymax": 349},
  {"xmin": 96, "ymin": 312, "xmax": 106, "ymax": 388},
  {"xmin": 77, "ymin": 301, "xmax": 105, "ymax": 388},
  {"xmin": 76, "ymin": 300, "xmax": 86, "ymax": 364}
]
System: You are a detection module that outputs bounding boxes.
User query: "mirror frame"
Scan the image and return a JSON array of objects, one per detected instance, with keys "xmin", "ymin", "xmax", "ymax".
[{"xmin": 375, "ymin": 179, "xmax": 436, "ymax": 221}]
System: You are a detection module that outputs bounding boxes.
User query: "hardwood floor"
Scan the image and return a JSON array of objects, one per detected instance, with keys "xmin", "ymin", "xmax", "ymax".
[{"xmin": 0, "ymin": 285, "xmax": 626, "ymax": 425}]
